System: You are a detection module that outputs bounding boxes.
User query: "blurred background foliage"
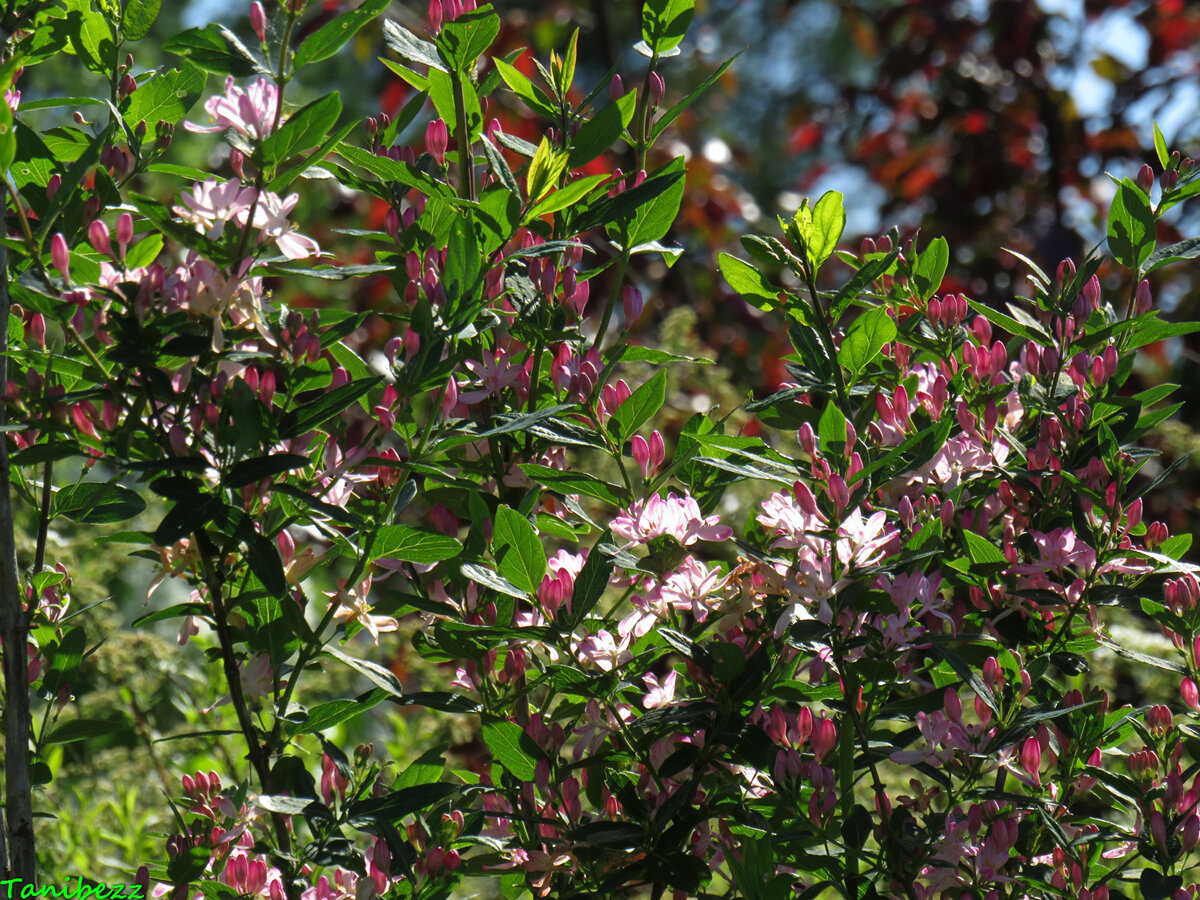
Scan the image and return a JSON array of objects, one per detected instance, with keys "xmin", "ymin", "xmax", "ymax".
[{"xmin": 20, "ymin": 0, "xmax": 1200, "ymax": 882}]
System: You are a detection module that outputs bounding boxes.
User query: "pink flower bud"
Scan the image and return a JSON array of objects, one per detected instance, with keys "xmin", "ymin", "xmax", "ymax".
[
  {"xmin": 631, "ymin": 434, "xmax": 651, "ymax": 478},
  {"xmin": 89, "ymin": 219, "xmax": 111, "ymax": 257},
  {"xmin": 810, "ymin": 716, "xmax": 837, "ymax": 761},
  {"xmin": 428, "ymin": 0, "xmax": 443, "ymax": 31},
  {"xmin": 1020, "ymin": 736, "xmax": 1041, "ymax": 784},
  {"xmin": 51, "ymin": 233, "xmax": 70, "ymax": 280},
  {"xmin": 1056, "ymin": 257, "xmax": 1076, "ymax": 286},
  {"xmin": 46, "ymin": 173, "xmax": 61, "ymax": 200},
  {"xmin": 425, "ymin": 118, "xmax": 448, "ymax": 166},
  {"xmin": 1137, "ymin": 163, "xmax": 1154, "ymax": 194},
  {"xmin": 440, "ymin": 377, "xmax": 458, "ymax": 418},
  {"xmin": 648, "ymin": 72, "xmax": 665, "ymax": 106},
  {"xmin": 797, "ymin": 421, "xmax": 817, "ymax": 458},
  {"xmin": 27, "ymin": 314, "xmax": 45, "ymax": 349},
  {"xmin": 250, "ymin": 1, "xmax": 267, "ymax": 42},
  {"xmin": 623, "ymin": 285, "xmax": 643, "ymax": 322},
  {"xmin": 115, "ymin": 212, "xmax": 134, "ymax": 259},
  {"xmin": 118, "ymin": 73, "xmax": 137, "ymax": 102},
  {"xmin": 1135, "ymin": 279, "xmax": 1152, "ymax": 316},
  {"xmin": 610, "ymin": 74, "xmax": 625, "ymax": 101}
]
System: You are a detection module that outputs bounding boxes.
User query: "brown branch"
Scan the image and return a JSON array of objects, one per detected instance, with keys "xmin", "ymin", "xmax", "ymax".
[{"xmin": 0, "ymin": 190, "xmax": 35, "ymax": 882}]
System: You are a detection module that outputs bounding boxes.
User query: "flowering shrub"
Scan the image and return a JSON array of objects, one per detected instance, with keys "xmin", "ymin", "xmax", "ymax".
[{"xmin": 2, "ymin": 1, "xmax": 1200, "ymax": 899}]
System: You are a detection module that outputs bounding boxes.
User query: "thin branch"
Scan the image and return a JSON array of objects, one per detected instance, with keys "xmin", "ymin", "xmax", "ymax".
[{"xmin": 0, "ymin": 186, "xmax": 35, "ymax": 882}]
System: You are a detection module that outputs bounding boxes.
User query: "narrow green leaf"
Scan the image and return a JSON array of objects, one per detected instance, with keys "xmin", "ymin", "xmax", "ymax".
[
  {"xmin": 326, "ymin": 646, "xmax": 405, "ymax": 698},
  {"xmin": 493, "ymin": 506, "xmax": 545, "ymax": 595},
  {"xmin": 381, "ymin": 19, "xmax": 446, "ymax": 72},
  {"xmin": 295, "ymin": 0, "xmax": 390, "ymax": 67},
  {"xmin": 45, "ymin": 717, "xmax": 124, "ymax": 745},
  {"xmin": 837, "ymin": 305, "xmax": 897, "ymax": 379},
  {"xmin": 912, "ymin": 236, "xmax": 949, "ymax": 301},
  {"xmin": 570, "ymin": 92, "xmax": 636, "ymax": 168},
  {"xmin": 263, "ymin": 92, "xmax": 341, "ymax": 166},
  {"xmin": 52, "ymin": 482, "xmax": 146, "ymax": 524},
  {"xmin": 1153, "ymin": 122, "xmax": 1170, "ymax": 169},
  {"xmin": 123, "ymin": 0, "xmax": 162, "ymax": 41},
  {"xmin": 649, "ymin": 52, "xmax": 740, "ymax": 143},
  {"xmin": 719, "ymin": 253, "xmax": 779, "ymax": 310},
  {"xmin": 609, "ymin": 369, "xmax": 667, "ymax": 443},
  {"xmin": 642, "ymin": 0, "xmax": 695, "ymax": 54},
  {"xmin": 436, "ymin": 5, "xmax": 500, "ymax": 73},
  {"xmin": 1107, "ymin": 177, "xmax": 1156, "ymax": 273},
  {"xmin": 162, "ymin": 25, "xmax": 265, "ymax": 77},
  {"xmin": 372, "ymin": 525, "xmax": 462, "ymax": 564},
  {"xmin": 481, "ymin": 718, "xmax": 539, "ymax": 780}
]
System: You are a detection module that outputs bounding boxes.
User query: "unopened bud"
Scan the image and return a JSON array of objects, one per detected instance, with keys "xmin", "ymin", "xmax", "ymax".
[
  {"xmin": 1137, "ymin": 163, "xmax": 1154, "ymax": 194},
  {"xmin": 89, "ymin": 219, "xmax": 112, "ymax": 258},
  {"xmin": 51, "ymin": 233, "xmax": 70, "ymax": 281},
  {"xmin": 250, "ymin": 1, "xmax": 267, "ymax": 42},
  {"xmin": 610, "ymin": 74, "xmax": 624, "ymax": 101},
  {"xmin": 648, "ymin": 72, "xmax": 665, "ymax": 107},
  {"xmin": 623, "ymin": 285, "xmax": 643, "ymax": 322}
]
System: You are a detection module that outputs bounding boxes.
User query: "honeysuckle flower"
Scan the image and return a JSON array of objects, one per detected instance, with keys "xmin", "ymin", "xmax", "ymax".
[
  {"xmin": 458, "ymin": 349, "xmax": 522, "ymax": 404},
  {"xmin": 174, "ymin": 178, "xmax": 257, "ymax": 241},
  {"xmin": 326, "ymin": 576, "xmax": 398, "ymax": 644},
  {"xmin": 185, "ymin": 75, "xmax": 280, "ymax": 140},
  {"xmin": 247, "ymin": 189, "xmax": 321, "ymax": 259},
  {"xmin": 610, "ymin": 491, "xmax": 732, "ymax": 546},
  {"xmin": 660, "ymin": 556, "xmax": 728, "ymax": 621},
  {"xmin": 642, "ymin": 670, "xmax": 678, "ymax": 709}
]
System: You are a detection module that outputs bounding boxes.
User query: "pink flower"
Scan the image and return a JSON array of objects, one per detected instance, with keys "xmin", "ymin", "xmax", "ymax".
[
  {"xmin": 610, "ymin": 491, "xmax": 732, "ymax": 546},
  {"xmin": 642, "ymin": 670, "xmax": 677, "ymax": 708},
  {"xmin": 174, "ymin": 178, "xmax": 257, "ymax": 240},
  {"xmin": 660, "ymin": 556, "xmax": 727, "ymax": 621},
  {"xmin": 247, "ymin": 189, "xmax": 321, "ymax": 259},
  {"xmin": 185, "ymin": 76, "xmax": 279, "ymax": 140},
  {"xmin": 458, "ymin": 349, "xmax": 522, "ymax": 404},
  {"xmin": 326, "ymin": 576, "xmax": 398, "ymax": 644}
]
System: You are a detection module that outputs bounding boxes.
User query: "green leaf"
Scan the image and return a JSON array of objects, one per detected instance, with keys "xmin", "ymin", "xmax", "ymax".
[
  {"xmin": 381, "ymin": 19, "xmax": 446, "ymax": 72},
  {"xmin": 45, "ymin": 717, "xmax": 124, "ymax": 745},
  {"xmin": 295, "ymin": 0, "xmax": 390, "ymax": 67},
  {"xmin": 123, "ymin": 0, "xmax": 161, "ymax": 41},
  {"xmin": 719, "ymin": 253, "xmax": 779, "ymax": 311},
  {"xmin": 1153, "ymin": 122, "xmax": 1170, "ymax": 169},
  {"xmin": 334, "ymin": 141, "xmax": 454, "ymax": 199},
  {"xmin": 1107, "ymin": 177, "xmax": 1156, "ymax": 273},
  {"xmin": 263, "ymin": 92, "xmax": 341, "ymax": 166},
  {"xmin": 290, "ymin": 691, "xmax": 388, "ymax": 736},
  {"xmin": 372, "ymin": 525, "xmax": 462, "ymax": 565},
  {"xmin": 493, "ymin": 505, "xmax": 545, "ymax": 595},
  {"xmin": 565, "ymin": 533, "xmax": 616, "ymax": 625},
  {"xmin": 52, "ymin": 482, "xmax": 146, "ymax": 524},
  {"xmin": 326, "ymin": 646, "xmax": 404, "ymax": 699},
  {"xmin": 573, "ymin": 159, "xmax": 684, "ymax": 237},
  {"xmin": 224, "ymin": 453, "xmax": 310, "ymax": 489},
  {"xmin": 642, "ymin": 0, "xmax": 695, "ymax": 54},
  {"xmin": 817, "ymin": 401, "xmax": 847, "ymax": 457},
  {"xmin": 480, "ymin": 136, "xmax": 520, "ymax": 196},
  {"xmin": 838, "ymin": 305, "xmax": 897, "ymax": 379},
  {"xmin": 245, "ymin": 530, "xmax": 287, "ymax": 598},
  {"xmin": 625, "ymin": 156, "xmax": 686, "ymax": 245},
  {"xmin": 518, "ymin": 465, "xmax": 627, "ymax": 505},
  {"xmin": 526, "ymin": 174, "xmax": 607, "ymax": 222},
  {"xmin": 649, "ymin": 51, "xmax": 740, "ymax": 143},
  {"xmin": 962, "ymin": 529, "xmax": 1007, "ymax": 571},
  {"xmin": 162, "ymin": 25, "xmax": 265, "ymax": 77},
  {"xmin": 481, "ymin": 718, "xmax": 539, "ymax": 780},
  {"xmin": 437, "ymin": 5, "xmax": 500, "ymax": 73},
  {"xmin": 460, "ymin": 561, "xmax": 527, "ymax": 599},
  {"xmin": 279, "ymin": 376, "xmax": 382, "ymax": 438},
  {"xmin": 912, "ymin": 236, "xmax": 949, "ymax": 301},
  {"xmin": 965, "ymin": 298, "xmax": 1050, "ymax": 344},
  {"xmin": 527, "ymin": 136, "xmax": 568, "ymax": 203},
  {"xmin": 831, "ymin": 246, "xmax": 901, "ymax": 319},
  {"xmin": 609, "ymin": 369, "xmax": 667, "ymax": 443},
  {"xmin": 808, "ymin": 190, "xmax": 845, "ymax": 270},
  {"xmin": 570, "ymin": 91, "xmax": 637, "ymax": 168},
  {"xmin": 1144, "ymin": 236, "xmax": 1200, "ymax": 274},
  {"xmin": 492, "ymin": 56, "xmax": 557, "ymax": 118}
]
